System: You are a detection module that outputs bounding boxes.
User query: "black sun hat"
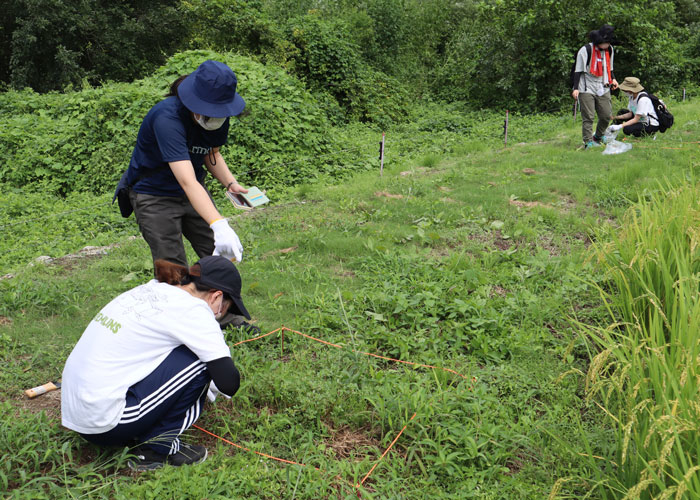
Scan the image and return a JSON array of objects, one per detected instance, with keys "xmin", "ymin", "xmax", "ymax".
[
  {"xmin": 195, "ymin": 255, "xmax": 250, "ymax": 319},
  {"xmin": 590, "ymin": 24, "xmax": 616, "ymax": 45}
]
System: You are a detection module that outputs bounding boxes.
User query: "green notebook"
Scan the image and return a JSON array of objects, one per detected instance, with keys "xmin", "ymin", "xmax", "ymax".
[{"xmin": 226, "ymin": 186, "xmax": 270, "ymax": 210}]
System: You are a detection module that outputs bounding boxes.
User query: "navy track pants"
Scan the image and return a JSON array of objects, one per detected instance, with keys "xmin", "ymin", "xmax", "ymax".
[{"xmin": 81, "ymin": 345, "xmax": 211, "ymax": 455}]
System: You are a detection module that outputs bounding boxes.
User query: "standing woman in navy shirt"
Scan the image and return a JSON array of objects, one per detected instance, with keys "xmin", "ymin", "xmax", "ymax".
[{"xmin": 115, "ymin": 60, "xmax": 248, "ymax": 266}]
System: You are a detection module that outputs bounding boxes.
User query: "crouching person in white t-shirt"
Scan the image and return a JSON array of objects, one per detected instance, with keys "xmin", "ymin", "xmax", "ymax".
[
  {"xmin": 61, "ymin": 255, "xmax": 250, "ymax": 471},
  {"xmin": 609, "ymin": 77, "xmax": 660, "ymax": 137}
]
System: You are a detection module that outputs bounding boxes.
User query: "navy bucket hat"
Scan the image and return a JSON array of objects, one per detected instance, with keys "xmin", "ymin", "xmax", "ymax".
[{"xmin": 178, "ymin": 60, "xmax": 246, "ymax": 118}]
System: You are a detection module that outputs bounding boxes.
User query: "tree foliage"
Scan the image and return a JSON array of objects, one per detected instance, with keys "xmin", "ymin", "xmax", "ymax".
[
  {"xmin": 0, "ymin": 0, "xmax": 698, "ymax": 110},
  {"xmin": 2, "ymin": 0, "xmax": 186, "ymax": 92}
]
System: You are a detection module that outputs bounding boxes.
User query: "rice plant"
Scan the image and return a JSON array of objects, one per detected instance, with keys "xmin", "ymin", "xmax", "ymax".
[{"xmin": 582, "ymin": 180, "xmax": 700, "ymax": 499}]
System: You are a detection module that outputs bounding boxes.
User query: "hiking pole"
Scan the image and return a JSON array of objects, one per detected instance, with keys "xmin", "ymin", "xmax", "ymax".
[{"xmin": 573, "ymin": 97, "xmax": 579, "ymax": 123}]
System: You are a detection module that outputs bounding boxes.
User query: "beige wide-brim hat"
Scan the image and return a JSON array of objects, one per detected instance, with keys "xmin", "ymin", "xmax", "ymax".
[{"xmin": 619, "ymin": 77, "xmax": 644, "ymax": 93}]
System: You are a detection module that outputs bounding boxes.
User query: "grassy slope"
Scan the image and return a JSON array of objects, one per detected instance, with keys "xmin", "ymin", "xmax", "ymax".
[{"xmin": 0, "ymin": 100, "xmax": 698, "ymax": 499}]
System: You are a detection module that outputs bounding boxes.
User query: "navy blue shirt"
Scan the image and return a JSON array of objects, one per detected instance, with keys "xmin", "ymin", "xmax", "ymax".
[{"xmin": 127, "ymin": 96, "xmax": 230, "ymax": 197}]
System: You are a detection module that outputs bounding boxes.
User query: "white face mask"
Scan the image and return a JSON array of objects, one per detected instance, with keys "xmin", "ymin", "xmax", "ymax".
[{"xmin": 195, "ymin": 114, "xmax": 226, "ymax": 131}]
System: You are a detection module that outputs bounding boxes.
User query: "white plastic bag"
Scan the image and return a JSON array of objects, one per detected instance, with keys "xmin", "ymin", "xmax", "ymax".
[{"xmin": 602, "ymin": 127, "xmax": 632, "ymax": 155}]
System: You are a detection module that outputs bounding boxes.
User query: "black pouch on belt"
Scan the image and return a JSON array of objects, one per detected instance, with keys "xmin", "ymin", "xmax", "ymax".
[{"xmin": 113, "ymin": 170, "xmax": 133, "ymax": 218}]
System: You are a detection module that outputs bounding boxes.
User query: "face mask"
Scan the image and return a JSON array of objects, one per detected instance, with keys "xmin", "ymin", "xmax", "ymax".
[{"xmin": 195, "ymin": 114, "xmax": 226, "ymax": 131}]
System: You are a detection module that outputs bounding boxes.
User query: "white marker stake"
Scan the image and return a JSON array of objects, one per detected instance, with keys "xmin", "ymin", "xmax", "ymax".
[
  {"xmin": 379, "ymin": 132, "xmax": 386, "ymax": 177},
  {"xmin": 683, "ymin": 88, "xmax": 686, "ymax": 102},
  {"xmin": 504, "ymin": 110, "xmax": 509, "ymax": 148}
]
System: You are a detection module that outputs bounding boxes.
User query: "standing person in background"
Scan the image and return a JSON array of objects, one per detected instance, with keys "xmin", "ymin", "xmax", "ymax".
[
  {"xmin": 114, "ymin": 60, "xmax": 248, "ymax": 266},
  {"xmin": 571, "ymin": 25, "xmax": 619, "ymax": 149},
  {"xmin": 609, "ymin": 77, "xmax": 659, "ymax": 137}
]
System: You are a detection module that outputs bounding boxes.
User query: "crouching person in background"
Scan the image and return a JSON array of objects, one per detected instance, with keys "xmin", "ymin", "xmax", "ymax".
[
  {"xmin": 61, "ymin": 256, "xmax": 250, "ymax": 471},
  {"xmin": 609, "ymin": 77, "xmax": 659, "ymax": 137}
]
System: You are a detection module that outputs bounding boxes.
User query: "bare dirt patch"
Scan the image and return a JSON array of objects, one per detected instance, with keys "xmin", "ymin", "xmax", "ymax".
[
  {"xmin": 335, "ymin": 269, "xmax": 356, "ymax": 278},
  {"xmin": 573, "ymin": 232, "xmax": 593, "ymax": 247},
  {"xmin": 262, "ymin": 246, "xmax": 298, "ymax": 259},
  {"xmin": 509, "ymin": 195, "xmax": 577, "ymax": 214},
  {"xmin": 429, "ymin": 247, "xmax": 452, "ymax": 258},
  {"xmin": 467, "ymin": 231, "xmax": 515, "ymax": 251},
  {"xmin": 374, "ymin": 191, "xmax": 404, "ymax": 199},
  {"xmin": 438, "ymin": 186, "xmax": 453, "ymax": 192},
  {"xmin": 16, "ymin": 389, "xmax": 61, "ymax": 420},
  {"xmin": 504, "ymin": 449, "xmax": 532, "ymax": 476},
  {"xmin": 509, "ymin": 199, "xmax": 549, "ymax": 209},
  {"xmin": 490, "ymin": 285, "xmax": 510, "ymax": 297},
  {"xmin": 324, "ymin": 424, "xmax": 381, "ymax": 460},
  {"xmin": 0, "ymin": 316, "xmax": 12, "ymax": 326},
  {"xmin": 492, "ymin": 231, "xmax": 514, "ymax": 251},
  {"xmin": 398, "ymin": 167, "xmax": 445, "ymax": 177},
  {"xmin": 2, "ymin": 237, "xmax": 143, "ymax": 281},
  {"xmin": 399, "ymin": 168, "xmax": 428, "ymax": 176},
  {"xmin": 557, "ymin": 196, "xmax": 577, "ymax": 212},
  {"xmin": 535, "ymin": 235, "xmax": 561, "ymax": 256}
]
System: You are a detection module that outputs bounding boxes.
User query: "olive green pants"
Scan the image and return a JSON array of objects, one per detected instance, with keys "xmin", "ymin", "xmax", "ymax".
[{"xmin": 579, "ymin": 91, "xmax": 612, "ymax": 144}]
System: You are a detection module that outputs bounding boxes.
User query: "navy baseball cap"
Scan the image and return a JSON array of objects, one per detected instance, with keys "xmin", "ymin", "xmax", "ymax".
[
  {"xmin": 196, "ymin": 256, "xmax": 250, "ymax": 319},
  {"xmin": 178, "ymin": 60, "xmax": 246, "ymax": 118}
]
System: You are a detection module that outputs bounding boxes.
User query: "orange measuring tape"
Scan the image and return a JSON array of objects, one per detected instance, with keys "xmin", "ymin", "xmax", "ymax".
[{"xmin": 194, "ymin": 326, "xmax": 474, "ymax": 496}]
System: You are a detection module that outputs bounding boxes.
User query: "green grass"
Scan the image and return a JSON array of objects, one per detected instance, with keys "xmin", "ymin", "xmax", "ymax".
[{"xmin": 1, "ymin": 99, "xmax": 699, "ymax": 499}]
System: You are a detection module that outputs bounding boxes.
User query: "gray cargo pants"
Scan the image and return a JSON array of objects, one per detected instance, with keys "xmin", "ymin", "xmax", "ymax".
[
  {"xmin": 129, "ymin": 190, "xmax": 215, "ymax": 268},
  {"xmin": 579, "ymin": 91, "xmax": 612, "ymax": 144}
]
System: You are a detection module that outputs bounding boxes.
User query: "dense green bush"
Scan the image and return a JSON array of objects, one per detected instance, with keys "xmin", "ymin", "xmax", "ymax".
[
  {"xmin": 284, "ymin": 13, "xmax": 410, "ymax": 126},
  {"xmin": 183, "ymin": 0, "xmax": 291, "ymax": 65},
  {"xmin": 0, "ymin": 50, "xmax": 357, "ymax": 195}
]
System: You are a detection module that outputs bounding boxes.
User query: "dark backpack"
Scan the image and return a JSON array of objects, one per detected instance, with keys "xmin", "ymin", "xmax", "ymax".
[
  {"xmin": 569, "ymin": 43, "xmax": 614, "ymax": 89},
  {"xmin": 639, "ymin": 92, "xmax": 674, "ymax": 132}
]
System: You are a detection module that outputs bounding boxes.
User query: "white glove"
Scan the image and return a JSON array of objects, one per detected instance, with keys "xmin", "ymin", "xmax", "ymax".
[
  {"xmin": 207, "ymin": 381, "xmax": 232, "ymax": 403},
  {"xmin": 210, "ymin": 219, "xmax": 243, "ymax": 262},
  {"xmin": 609, "ymin": 124, "xmax": 622, "ymax": 132}
]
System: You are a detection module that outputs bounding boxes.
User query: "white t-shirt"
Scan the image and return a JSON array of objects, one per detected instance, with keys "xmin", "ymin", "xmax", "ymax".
[
  {"xmin": 628, "ymin": 93, "xmax": 659, "ymax": 126},
  {"xmin": 61, "ymin": 280, "xmax": 230, "ymax": 434}
]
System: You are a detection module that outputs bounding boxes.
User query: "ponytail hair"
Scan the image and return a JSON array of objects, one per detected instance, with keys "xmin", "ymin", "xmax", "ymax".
[
  {"xmin": 154, "ymin": 259, "xmax": 201, "ymax": 286},
  {"xmin": 154, "ymin": 259, "xmax": 228, "ymax": 298},
  {"xmin": 165, "ymin": 74, "xmax": 189, "ymax": 98}
]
